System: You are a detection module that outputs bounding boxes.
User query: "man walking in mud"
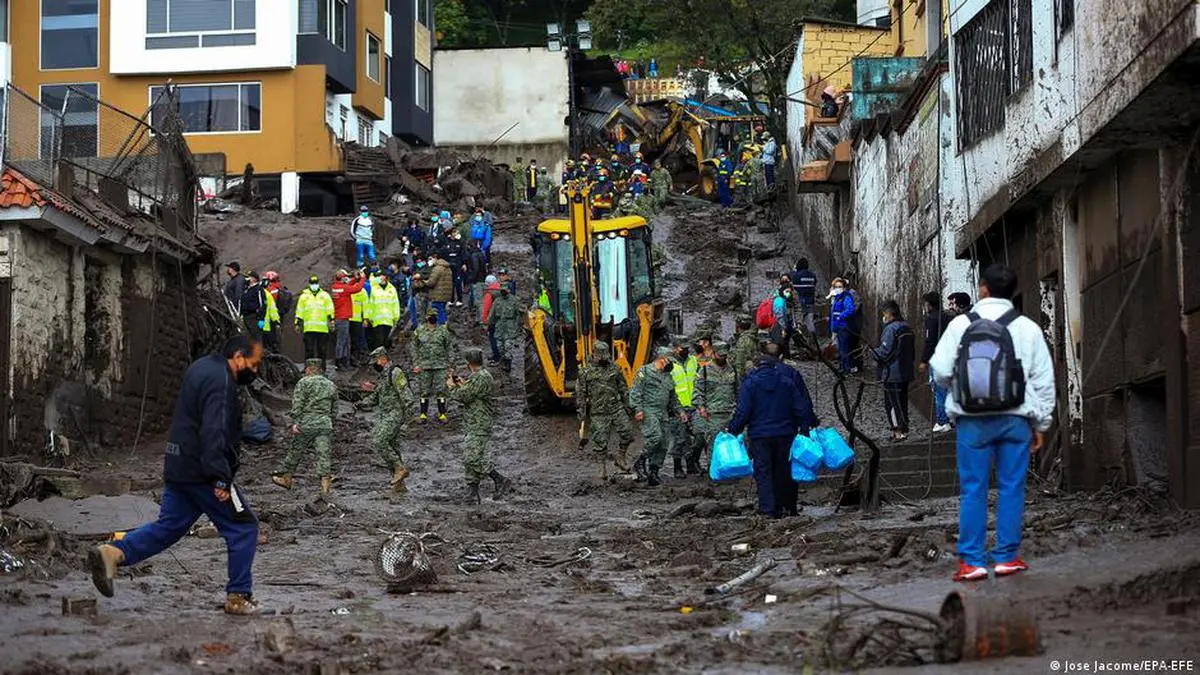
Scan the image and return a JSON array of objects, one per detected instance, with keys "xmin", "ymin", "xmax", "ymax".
[
  {"xmin": 447, "ymin": 348, "xmax": 512, "ymax": 504},
  {"xmin": 411, "ymin": 307, "xmax": 453, "ymax": 422},
  {"xmin": 732, "ymin": 314, "xmax": 760, "ymax": 380},
  {"xmin": 485, "ymin": 285, "xmax": 522, "ymax": 373},
  {"xmin": 693, "ymin": 342, "xmax": 739, "ymax": 472},
  {"xmin": 576, "ymin": 341, "xmax": 635, "ymax": 478},
  {"xmin": 87, "ymin": 335, "xmax": 264, "ymax": 615},
  {"xmin": 272, "ymin": 359, "xmax": 337, "ymax": 498},
  {"xmin": 358, "ymin": 347, "xmax": 417, "ymax": 493},
  {"xmin": 630, "ymin": 347, "xmax": 686, "ymax": 487}
]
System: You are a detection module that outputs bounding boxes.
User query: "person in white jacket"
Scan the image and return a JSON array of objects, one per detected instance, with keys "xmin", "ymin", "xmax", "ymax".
[{"xmin": 929, "ymin": 264, "xmax": 1056, "ymax": 582}]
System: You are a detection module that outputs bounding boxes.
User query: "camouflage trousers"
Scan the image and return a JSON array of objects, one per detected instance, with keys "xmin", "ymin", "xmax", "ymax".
[
  {"xmin": 282, "ymin": 426, "xmax": 332, "ymax": 477},
  {"xmin": 639, "ymin": 412, "xmax": 674, "ymax": 469},
  {"xmin": 670, "ymin": 408, "xmax": 703, "ymax": 459},
  {"xmin": 462, "ymin": 430, "xmax": 494, "ymax": 484},
  {"xmin": 695, "ymin": 411, "xmax": 733, "ymax": 462},
  {"xmin": 374, "ymin": 412, "xmax": 406, "ymax": 470},
  {"xmin": 496, "ymin": 336, "xmax": 515, "ymax": 361},
  {"xmin": 586, "ymin": 410, "xmax": 634, "ymax": 454},
  {"xmin": 416, "ymin": 368, "xmax": 447, "ymax": 399}
]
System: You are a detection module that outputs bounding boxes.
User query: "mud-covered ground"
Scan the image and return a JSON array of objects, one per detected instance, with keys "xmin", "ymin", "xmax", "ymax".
[{"xmin": 3, "ymin": 201, "xmax": 1200, "ymax": 674}]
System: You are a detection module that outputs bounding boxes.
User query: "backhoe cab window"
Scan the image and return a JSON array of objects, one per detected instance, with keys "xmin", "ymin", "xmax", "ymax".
[
  {"xmin": 595, "ymin": 236, "xmax": 630, "ymax": 324},
  {"xmin": 535, "ymin": 235, "xmax": 575, "ymax": 323},
  {"xmin": 627, "ymin": 231, "xmax": 654, "ymax": 303}
]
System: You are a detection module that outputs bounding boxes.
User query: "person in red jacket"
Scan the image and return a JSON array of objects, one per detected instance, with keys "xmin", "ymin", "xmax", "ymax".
[
  {"xmin": 479, "ymin": 275, "xmax": 503, "ymax": 363},
  {"xmin": 331, "ymin": 268, "xmax": 366, "ymax": 370}
]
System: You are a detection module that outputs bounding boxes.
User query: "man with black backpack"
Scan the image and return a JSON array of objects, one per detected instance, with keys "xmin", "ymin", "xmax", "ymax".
[{"xmin": 930, "ymin": 265, "xmax": 1055, "ymax": 582}]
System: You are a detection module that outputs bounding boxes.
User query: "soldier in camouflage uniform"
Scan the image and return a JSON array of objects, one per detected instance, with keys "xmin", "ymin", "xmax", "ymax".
[
  {"xmin": 732, "ymin": 313, "xmax": 761, "ymax": 380},
  {"xmin": 745, "ymin": 154, "xmax": 765, "ymax": 201},
  {"xmin": 447, "ymin": 348, "xmax": 512, "ymax": 504},
  {"xmin": 630, "ymin": 346, "xmax": 686, "ymax": 487},
  {"xmin": 512, "ymin": 156, "xmax": 527, "ymax": 202},
  {"xmin": 358, "ymin": 347, "xmax": 417, "ymax": 493},
  {"xmin": 693, "ymin": 342, "xmax": 740, "ymax": 472},
  {"xmin": 576, "ymin": 341, "xmax": 634, "ymax": 478},
  {"xmin": 410, "ymin": 307, "xmax": 454, "ymax": 422},
  {"xmin": 649, "ymin": 160, "xmax": 672, "ymax": 205},
  {"xmin": 272, "ymin": 359, "xmax": 338, "ymax": 497},
  {"xmin": 486, "ymin": 285, "xmax": 522, "ymax": 373}
]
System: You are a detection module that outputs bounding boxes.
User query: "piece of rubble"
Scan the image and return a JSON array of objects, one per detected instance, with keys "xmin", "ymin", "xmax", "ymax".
[{"xmin": 61, "ymin": 597, "xmax": 97, "ymax": 616}]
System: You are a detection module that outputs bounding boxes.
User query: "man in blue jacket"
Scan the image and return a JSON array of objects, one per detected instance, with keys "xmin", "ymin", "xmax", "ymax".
[
  {"xmin": 87, "ymin": 335, "xmax": 264, "ymax": 615},
  {"xmin": 727, "ymin": 342, "xmax": 818, "ymax": 518}
]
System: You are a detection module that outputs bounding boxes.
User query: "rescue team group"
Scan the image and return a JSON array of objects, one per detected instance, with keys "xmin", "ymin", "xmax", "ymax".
[{"xmin": 88, "ymin": 220, "xmax": 1053, "ymax": 613}]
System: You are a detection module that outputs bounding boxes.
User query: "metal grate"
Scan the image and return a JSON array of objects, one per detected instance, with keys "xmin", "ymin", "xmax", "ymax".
[
  {"xmin": 1010, "ymin": 0, "xmax": 1033, "ymax": 93},
  {"xmin": 1, "ymin": 86, "xmax": 63, "ymax": 187},
  {"xmin": 956, "ymin": 0, "xmax": 1009, "ymax": 149}
]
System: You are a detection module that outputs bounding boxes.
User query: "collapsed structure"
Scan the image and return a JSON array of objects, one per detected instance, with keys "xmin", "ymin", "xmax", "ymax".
[{"xmin": 0, "ymin": 85, "xmax": 212, "ymax": 458}]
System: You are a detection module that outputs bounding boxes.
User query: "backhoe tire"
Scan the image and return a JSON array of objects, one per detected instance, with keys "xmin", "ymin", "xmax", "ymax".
[{"xmin": 524, "ymin": 331, "xmax": 560, "ymax": 415}]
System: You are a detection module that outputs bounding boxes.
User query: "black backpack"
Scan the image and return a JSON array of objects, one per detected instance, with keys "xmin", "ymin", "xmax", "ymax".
[{"xmin": 954, "ymin": 309, "xmax": 1026, "ymax": 413}]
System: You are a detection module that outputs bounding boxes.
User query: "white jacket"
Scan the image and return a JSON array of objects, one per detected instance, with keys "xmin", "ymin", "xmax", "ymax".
[{"xmin": 929, "ymin": 297, "xmax": 1056, "ymax": 431}]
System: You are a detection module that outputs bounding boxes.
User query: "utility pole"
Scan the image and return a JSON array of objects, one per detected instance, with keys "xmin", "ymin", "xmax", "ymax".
[{"xmin": 547, "ymin": 21, "xmax": 592, "ymax": 158}]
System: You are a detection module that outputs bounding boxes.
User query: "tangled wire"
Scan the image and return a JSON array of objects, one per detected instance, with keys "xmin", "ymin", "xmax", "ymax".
[{"xmin": 800, "ymin": 585, "xmax": 949, "ymax": 671}]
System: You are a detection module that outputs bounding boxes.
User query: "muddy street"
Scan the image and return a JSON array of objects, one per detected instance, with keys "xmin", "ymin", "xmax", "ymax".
[{"xmin": 1, "ymin": 201, "xmax": 1198, "ymax": 674}]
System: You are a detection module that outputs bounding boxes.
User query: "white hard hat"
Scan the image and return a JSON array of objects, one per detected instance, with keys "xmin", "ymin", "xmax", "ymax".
[{"xmin": 485, "ymin": 274, "xmax": 498, "ymax": 284}]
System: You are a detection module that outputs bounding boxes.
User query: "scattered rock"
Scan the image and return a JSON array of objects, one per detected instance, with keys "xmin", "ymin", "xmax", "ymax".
[
  {"xmin": 263, "ymin": 617, "xmax": 297, "ymax": 657},
  {"xmin": 61, "ymin": 597, "xmax": 97, "ymax": 616}
]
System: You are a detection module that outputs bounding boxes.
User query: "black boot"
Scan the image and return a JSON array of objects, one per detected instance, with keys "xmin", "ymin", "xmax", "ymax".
[
  {"xmin": 633, "ymin": 454, "xmax": 648, "ymax": 482},
  {"xmin": 436, "ymin": 398, "xmax": 448, "ymax": 423},
  {"xmin": 465, "ymin": 483, "xmax": 481, "ymax": 505},
  {"xmin": 489, "ymin": 470, "xmax": 512, "ymax": 499},
  {"xmin": 647, "ymin": 465, "xmax": 662, "ymax": 487},
  {"xmin": 673, "ymin": 457, "xmax": 686, "ymax": 479},
  {"xmin": 419, "ymin": 398, "xmax": 429, "ymax": 423},
  {"xmin": 686, "ymin": 451, "xmax": 703, "ymax": 476}
]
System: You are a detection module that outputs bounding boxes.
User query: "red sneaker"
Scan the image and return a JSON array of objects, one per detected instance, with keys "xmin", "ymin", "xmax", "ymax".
[
  {"xmin": 994, "ymin": 558, "xmax": 1029, "ymax": 576},
  {"xmin": 953, "ymin": 560, "xmax": 988, "ymax": 582}
]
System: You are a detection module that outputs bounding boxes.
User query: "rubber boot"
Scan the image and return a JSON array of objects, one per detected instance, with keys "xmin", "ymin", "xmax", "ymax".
[
  {"xmin": 87, "ymin": 544, "xmax": 124, "ymax": 598},
  {"xmin": 647, "ymin": 465, "xmax": 662, "ymax": 487},
  {"xmin": 686, "ymin": 450, "xmax": 703, "ymax": 476},
  {"xmin": 633, "ymin": 454, "xmax": 648, "ymax": 482},
  {"xmin": 419, "ymin": 398, "xmax": 429, "ymax": 423},
  {"xmin": 673, "ymin": 456, "xmax": 686, "ymax": 479},
  {"xmin": 271, "ymin": 473, "xmax": 293, "ymax": 490},
  {"xmin": 614, "ymin": 444, "xmax": 631, "ymax": 472},
  {"xmin": 319, "ymin": 476, "xmax": 332, "ymax": 498},
  {"xmin": 436, "ymin": 398, "xmax": 448, "ymax": 423},
  {"xmin": 489, "ymin": 470, "xmax": 512, "ymax": 499},
  {"xmin": 466, "ymin": 483, "xmax": 481, "ymax": 505}
]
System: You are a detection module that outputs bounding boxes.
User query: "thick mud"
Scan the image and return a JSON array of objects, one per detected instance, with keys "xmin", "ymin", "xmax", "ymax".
[{"xmin": 3, "ymin": 202, "xmax": 1200, "ymax": 674}]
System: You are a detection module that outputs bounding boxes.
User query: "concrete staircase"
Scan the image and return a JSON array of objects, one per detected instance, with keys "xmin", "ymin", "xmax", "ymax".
[{"xmin": 814, "ymin": 436, "xmax": 959, "ymax": 503}]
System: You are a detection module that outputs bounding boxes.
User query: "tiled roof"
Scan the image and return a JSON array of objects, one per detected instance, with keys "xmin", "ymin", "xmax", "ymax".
[{"xmin": 0, "ymin": 169, "xmax": 49, "ymax": 208}]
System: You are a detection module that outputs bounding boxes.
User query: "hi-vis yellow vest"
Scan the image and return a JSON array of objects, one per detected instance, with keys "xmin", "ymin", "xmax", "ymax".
[{"xmin": 296, "ymin": 289, "xmax": 334, "ymax": 333}]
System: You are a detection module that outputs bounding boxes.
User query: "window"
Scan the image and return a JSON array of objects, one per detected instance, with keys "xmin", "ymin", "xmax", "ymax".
[
  {"xmin": 41, "ymin": 0, "xmax": 99, "ymax": 70},
  {"xmin": 955, "ymin": 0, "xmax": 1008, "ymax": 149},
  {"xmin": 339, "ymin": 104, "xmax": 349, "ymax": 138},
  {"xmin": 384, "ymin": 56, "xmax": 392, "ymax": 97},
  {"xmin": 358, "ymin": 117, "xmax": 372, "ymax": 146},
  {"xmin": 298, "ymin": 0, "xmax": 318, "ymax": 33},
  {"xmin": 150, "ymin": 83, "xmax": 262, "ymax": 133},
  {"xmin": 378, "ymin": 131, "xmax": 389, "ymax": 146},
  {"xmin": 146, "ymin": 0, "xmax": 255, "ymax": 49},
  {"xmin": 595, "ymin": 237, "xmax": 630, "ymax": 324},
  {"xmin": 327, "ymin": 0, "xmax": 347, "ymax": 50},
  {"xmin": 415, "ymin": 0, "xmax": 428, "ymax": 27},
  {"xmin": 366, "ymin": 33, "xmax": 381, "ymax": 82},
  {"xmin": 415, "ymin": 63, "xmax": 431, "ymax": 111},
  {"xmin": 0, "ymin": 0, "xmax": 9, "ymax": 42},
  {"xmin": 1055, "ymin": 0, "xmax": 1074, "ymax": 41},
  {"xmin": 41, "ymin": 84, "xmax": 99, "ymax": 158},
  {"xmin": 1009, "ymin": 0, "xmax": 1033, "ymax": 93}
]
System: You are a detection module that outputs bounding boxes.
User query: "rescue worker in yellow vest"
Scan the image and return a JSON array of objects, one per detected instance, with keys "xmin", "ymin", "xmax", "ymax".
[
  {"xmin": 525, "ymin": 159, "xmax": 539, "ymax": 202},
  {"xmin": 365, "ymin": 273, "xmax": 400, "ymax": 350},
  {"xmin": 262, "ymin": 285, "xmax": 280, "ymax": 354},
  {"xmin": 350, "ymin": 283, "xmax": 369, "ymax": 361},
  {"xmin": 295, "ymin": 275, "xmax": 335, "ymax": 361},
  {"xmin": 668, "ymin": 336, "xmax": 700, "ymax": 479}
]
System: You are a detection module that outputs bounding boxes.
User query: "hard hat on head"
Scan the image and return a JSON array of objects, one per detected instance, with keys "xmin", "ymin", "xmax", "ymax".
[
  {"xmin": 485, "ymin": 274, "xmax": 497, "ymax": 284},
  {"xmin": 308, "ymin": 275, "xmax": 320, "ymax": 284},
  {"xmin": 464, "ymin": 347, "xmax": 484, "ymax": 366}
]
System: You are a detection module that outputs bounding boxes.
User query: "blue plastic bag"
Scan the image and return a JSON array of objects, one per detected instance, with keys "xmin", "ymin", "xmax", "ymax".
[
  {"xmin": 790, "ymin": 433, "xmax": 823, "ymax": 471},
  {"xmin": 791, "ymin": 461, "xmax": 818, "ymax": 483},
  {"xmin": 710, "ymin": 431, "xmax": 753, "ymax": 481},
  {"xmin": 812, "ymin": 427, "xmax": 855, "ymax": 471}
]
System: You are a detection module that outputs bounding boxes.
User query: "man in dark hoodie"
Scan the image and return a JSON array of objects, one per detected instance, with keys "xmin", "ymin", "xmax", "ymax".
[
  {"xmin": 727, "ymin": 342, "xmax": 818, "ymax": 518},
  {"xmin": 87, "ymin": 335, "xmax": 264, "ymax": 615},
  {"xmin": 871, "ymin": 300, "xmax": 916, "ymax": 441}
]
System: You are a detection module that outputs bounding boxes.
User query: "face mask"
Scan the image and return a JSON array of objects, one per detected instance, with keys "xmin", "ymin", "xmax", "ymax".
[
  {"xmin": 343, "ymin": 277, "xmax": 351, "ymax": 283},
  {"xmin": 662, "ymin": 361, "xmax": 674, "ymax": 373},
  {"xmin": 715, "ymin": 357, "xmax": 728, "ymax": 367},
  {"xmin": 373, "ymin": 363, "xmax": 385, "ymax": 373},
  {"xmin": 309, "ymin": 284, "xmax": 320, "ymax": 292},
  {"xmin": 428, "ymin": 317, "xmax": 438, "ymax": 325},
  {"xmin": 831, "ymin": 287, "xmax": 844, "ymax": 296},
  {"xmin": 235, "ymin": 366, "xmax": 257, "ymax": 386}
]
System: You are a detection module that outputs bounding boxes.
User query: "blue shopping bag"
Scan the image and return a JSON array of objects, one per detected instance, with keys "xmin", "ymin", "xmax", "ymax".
[
  {"xmin": 812, "ymin": 427, "xmax": 855, "ymax": 471},
  {"xmin": 791, "ymin": 461, "xmax": 818, "ymax": 483},
  {"xmin": 790, "ymin": 432, "xmax": 822, "ymax": 483},
  {"xmin": 710, "ymin": 431, "xmax": 753, "ymax": 481}
]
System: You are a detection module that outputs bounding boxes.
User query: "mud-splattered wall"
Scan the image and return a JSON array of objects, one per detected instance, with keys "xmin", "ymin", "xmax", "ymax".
[{"xmin": 1, "ymin": 224, "xmax": 198, "ymax": 457}]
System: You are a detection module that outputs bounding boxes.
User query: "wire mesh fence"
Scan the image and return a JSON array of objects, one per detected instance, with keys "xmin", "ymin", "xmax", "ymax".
[{"xmin": 0, "ymin": 85, "xmax": 63, "ymax": 188}]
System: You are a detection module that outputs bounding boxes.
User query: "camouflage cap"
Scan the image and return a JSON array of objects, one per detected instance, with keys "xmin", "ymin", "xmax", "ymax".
[
  {"xmin": 736, "ymin": 313, "xmax": 753, "ymax": 325},
  {"xmin": 425, "ymin": 307, "xmax": 439, "ymax": 318},
  {"xmin": 713, "ymin": 341, "xmax": 730, "ymax": 356},
  {"xmin": 304, "ymin": 358, "xmax": 325, "ymax": 370},
  {"xmin": 369, "ymin": 347, "xmax": 388, "ymax": 359},
  {"xmin": 654, "ymin": 346, "xmax": 674, "ymax": 360},
  {"xmin": 693, "ymin": 326, "xmax": 714, "ymax": 342},
  {"xmin": 669, "ymin": 335, "xmax": 688, "ymax": 348}
]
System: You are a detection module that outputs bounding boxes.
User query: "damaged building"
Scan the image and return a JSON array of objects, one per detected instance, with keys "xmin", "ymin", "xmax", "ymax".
[
  {"xmin": 789, "ymin": 0, "xmax": 1200, "ymax": 506},
  {"xmin": 0, "ymin": 85, "xmax": 210, "ymax": 458}
]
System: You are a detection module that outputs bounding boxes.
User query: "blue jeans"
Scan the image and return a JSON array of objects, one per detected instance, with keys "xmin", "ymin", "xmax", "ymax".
[
  {"xmin": 835, "ymin": 330, "xmax": 854, "ymax": 373},
  {"xmin": 431, "ymin": 301, "xmax": 447, "ymax": 325},
  {"xmin": 488, "ymin": 327, "xmax": 501, "ymax": 361},
  {"xmin": 355, "ymin": 241, "xmax": 376, "ymax": 267},
  {"xmin": 407, "ymin": 294, "xmax": 418, "ymax": 329},
  {"xmin": 956, "ymin": 415, "xmax": 1032, "ymax": 567},
  {"xmin": 114, "ymin": 482, "xmax": 258, "ymax": 594},
  {"xmin": 931, "ymin": 377, "xmax": 950, "ymax": 425},
  {"xmin": 334, "ymin": 319, "xmax": 351, "ymax": 361}
]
